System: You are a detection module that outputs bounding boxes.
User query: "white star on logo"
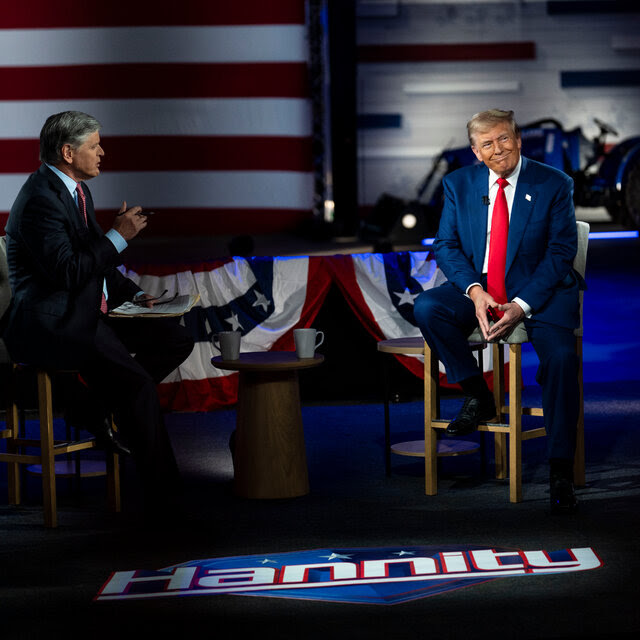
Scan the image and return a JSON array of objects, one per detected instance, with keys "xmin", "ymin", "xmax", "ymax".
[
  {"xmin": 320, "ymin": 553, "xmax": 353, "ymax": 561},
  {"xmin": 260, "ymin": 558, "xmax": 277, "ymax": 564},
  {"xmin": 393, "ymin": 288, "xmax": 419, "ymax": 306},
  {"xmin": 392, "ymin": 550, "xmax": 416, "ymax": 557},
  {"xmin": 253, "ymin": 291, "xmax": 270, "ymax": 313},
  {"xmin": 226, "ymin": 313, "xmax": 243, "ymax": 331}
]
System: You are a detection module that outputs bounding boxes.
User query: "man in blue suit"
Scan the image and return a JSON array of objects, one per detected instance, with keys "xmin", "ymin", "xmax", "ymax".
[{"xmin": 414, "ymin": 109, "xmax": 581, "ymax": 512}]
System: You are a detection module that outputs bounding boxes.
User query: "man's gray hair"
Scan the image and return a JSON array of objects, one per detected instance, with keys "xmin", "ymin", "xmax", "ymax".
[
  {"xmin": 467, "ymin": 109, "xmax": 520, "ymax": 147},
  {"xmin": 39, "ymin": 111, "xmax": 102, "ymax": 165}
]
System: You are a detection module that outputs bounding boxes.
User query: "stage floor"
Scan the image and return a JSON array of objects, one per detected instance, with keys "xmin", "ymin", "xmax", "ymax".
[{"xmin": 1, "ymin": 233, "xmax": 639, "ymax": 639}]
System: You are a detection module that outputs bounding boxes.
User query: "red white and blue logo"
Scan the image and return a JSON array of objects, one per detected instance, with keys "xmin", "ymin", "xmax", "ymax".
[{"xmin": 96, "ymin": 545, "xmax": 602, "ymax": 605}]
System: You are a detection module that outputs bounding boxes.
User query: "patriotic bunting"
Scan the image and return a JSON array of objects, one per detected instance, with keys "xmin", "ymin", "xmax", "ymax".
[{"xmin": 120, "ymin": 252, "xmax": 493, "ymax": 412}]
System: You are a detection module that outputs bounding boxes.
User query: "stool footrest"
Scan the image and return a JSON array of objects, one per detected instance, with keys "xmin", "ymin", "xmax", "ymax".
[
  {"xmin": 0, "ymin": 452, "xmax": 42, "ymax": 465},
  {"xmin": 430, "ymin": 420, "xmax": 546, "ymax": 440},
  {"xmin": 430, "ymin": 419, "xmax": 510, "ymax": 433},
  {"xmin": 392, "ymin": 439, "xmax": 479, "ymax": 458},
  {"xmin": 27, "ymin": 460, "xmax": 107, "ymax": 478},
  {"xmin": 53, "ymin": 440, "xmax": 98, "ymax": 455}
]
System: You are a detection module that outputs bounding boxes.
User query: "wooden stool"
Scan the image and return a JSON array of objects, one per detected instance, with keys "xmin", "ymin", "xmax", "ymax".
[
  {"xmin": 377, "ymin": 337, "xmax": 486, "ymax": 475},
  {"xmin": 0, "ymin": 366, "xmax": 121, "ymax": 528}
]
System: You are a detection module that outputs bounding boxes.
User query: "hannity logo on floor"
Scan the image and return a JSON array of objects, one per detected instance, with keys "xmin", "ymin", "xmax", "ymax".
[{"xmin": 95, "ymin": 545, "xmax": 602, "ymax": 605}]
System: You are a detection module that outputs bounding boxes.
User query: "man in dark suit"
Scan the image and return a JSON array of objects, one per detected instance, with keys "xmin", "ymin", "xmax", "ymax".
[
  {"xmin": 2, "ymin": 111, "xmax": 194, "ymax": 517},
  {"xmin": 414, "ymin": 109, "xmax": 581, "ymax": 513}
]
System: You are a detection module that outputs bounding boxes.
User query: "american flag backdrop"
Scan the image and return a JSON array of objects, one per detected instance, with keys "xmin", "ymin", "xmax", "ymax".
[
  {"xmin": 0, "ymin": 1, "xmax": 314, "ymax": 236},
  {"xmin": 0, "ymin": 3, "xmax": 497, "ymax": 411}
]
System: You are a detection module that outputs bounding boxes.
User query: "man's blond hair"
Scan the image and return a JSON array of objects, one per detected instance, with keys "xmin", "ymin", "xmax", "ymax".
[{"xmin": 467, "ymin": 109, "xmax": 520, "ymax": 147}]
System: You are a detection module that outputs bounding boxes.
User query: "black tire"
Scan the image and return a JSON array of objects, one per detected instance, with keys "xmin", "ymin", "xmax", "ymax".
[
  {"xmin": 621, "ymin": 154, "xmax": 640, "ymax": 229},
  {"xmin": 605, "ymin": 203, "xmax": 621, "ymax": 223}
]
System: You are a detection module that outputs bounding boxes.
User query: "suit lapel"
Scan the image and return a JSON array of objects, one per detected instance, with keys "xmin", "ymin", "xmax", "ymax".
[
  {"xmin": 41, "ymin": 165, "xmax": 86, "ymax": 232},
  {"xmin": 470, "ymin": 165, "xmax": 490, "ymax": 273},
  {"xmin": 506, "ymin": 156, "xmax": 536, "ymax": 274}
]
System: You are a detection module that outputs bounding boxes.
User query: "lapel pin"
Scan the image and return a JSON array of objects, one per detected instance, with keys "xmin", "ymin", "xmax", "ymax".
[{"xmin": 525, "ymin": 194, "xmax": 532, "ymax": 201}]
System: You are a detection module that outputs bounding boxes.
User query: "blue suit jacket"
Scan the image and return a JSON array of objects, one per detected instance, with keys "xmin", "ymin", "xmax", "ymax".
[{"xmin": 434, "ymin": 156, "xmax": 580, "ymax": 330}]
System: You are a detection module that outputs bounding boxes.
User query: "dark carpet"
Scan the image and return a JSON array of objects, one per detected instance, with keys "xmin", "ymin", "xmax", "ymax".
[{"xmin": 1, "ymin": 237, "xmax": 639, "ymax": 639}]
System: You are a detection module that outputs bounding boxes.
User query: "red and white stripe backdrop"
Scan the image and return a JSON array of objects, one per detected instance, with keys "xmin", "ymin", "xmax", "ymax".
[{"xmin": 0, "ymin": 1, "xmax": 314, "ymax": 236}]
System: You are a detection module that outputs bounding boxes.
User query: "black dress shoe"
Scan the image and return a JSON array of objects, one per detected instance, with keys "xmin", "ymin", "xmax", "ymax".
[
  {"xmin": 446, "ymin": 395, "xmax": 497, "ymax": 436},
  {"xmin": 550, "ymin": 473, "xmax": 578, "ymax": 514},
  {"xmin": 66, "ymin": 406, "xmax": 131, "ymax": 457},
  {"xmin": 94, "ymin": 421, "xmax": 131, "ymax": 457}
]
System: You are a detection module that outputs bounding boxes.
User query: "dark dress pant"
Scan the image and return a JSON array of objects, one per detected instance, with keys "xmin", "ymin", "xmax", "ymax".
[
  {"xmin": 414, "ymin": 283, "xmax": 579, "ymax": 461},
  {"xmin": 78, "ymin": 315, "xmax": 194, "ymax": 508}
]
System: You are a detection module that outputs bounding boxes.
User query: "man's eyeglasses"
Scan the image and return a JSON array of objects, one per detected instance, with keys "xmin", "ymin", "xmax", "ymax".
[{"xmin": 133, "ymin": 289, "xmax": 179, "ymax": 306}]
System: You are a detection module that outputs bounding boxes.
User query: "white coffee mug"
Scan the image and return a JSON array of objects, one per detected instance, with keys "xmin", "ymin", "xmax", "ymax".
[
  {"xmin": 294, "ymin": 328, "xmax": 324, "ymax": 359},
  {"xmin": 213, "ymin": 331, "xmax": 241, "ymax": 360}
]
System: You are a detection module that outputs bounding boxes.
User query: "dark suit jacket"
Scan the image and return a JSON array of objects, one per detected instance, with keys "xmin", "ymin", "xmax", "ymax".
[
  {"xmin": 2, "ymin": 165, "xmax": 140, "ymax": 368},
  {"xmin": 434, "ymin": 156, "xmax": 580, "ymax": 330}
]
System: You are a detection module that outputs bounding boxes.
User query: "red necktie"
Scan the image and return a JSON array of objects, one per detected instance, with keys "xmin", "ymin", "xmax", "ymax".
[
  {"xmin": 75, "ymin": 182, "xmax": 88, "ymax": 224},
  {"xmin": 487, "ymin": 177, "xmax": 509, "ymax": 314},
  {"xmin": 76, "ymin": 183, "xmax": 108, "ymax": 314}
]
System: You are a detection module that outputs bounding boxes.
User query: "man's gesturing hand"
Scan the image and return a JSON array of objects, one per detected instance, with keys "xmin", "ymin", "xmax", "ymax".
[{"xmin": 112, "ymin": 201, "xmax": 147, "ymax": 240}]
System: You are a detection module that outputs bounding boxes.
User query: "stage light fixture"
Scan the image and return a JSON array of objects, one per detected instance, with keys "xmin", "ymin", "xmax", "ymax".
[
  {"xmin": 402, "ymin": 213, "xmax": 417, "ymax": 229},
  {"xmin": 360, "ymin": 193, "xmax": 439, "ymax": 249}
]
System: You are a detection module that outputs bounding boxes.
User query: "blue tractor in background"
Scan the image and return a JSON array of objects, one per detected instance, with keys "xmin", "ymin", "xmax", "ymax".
[
  {"xmin": 419, "ymin": 117, "xmax": 640, "ymax": 230},
  {"xmin": 364, "ymin": 118, "xmax": 640, "ymax": 244}
]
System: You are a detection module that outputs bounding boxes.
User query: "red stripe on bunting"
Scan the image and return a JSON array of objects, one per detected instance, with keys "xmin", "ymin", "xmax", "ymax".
[
  {"xmin": 271, "ymin": 257, "xmax": 333, "ymax": 353},
  {"xmin": 358, "ymin": 42, "xmax": 536, "ymax": 63},
  {"xmin": 324, "ymin": 255, "xmax": 392, "ymax": 339},
  {"xmin": 0, "ymin": 137, "xmax": 313, "ymax": 174},
  {"xmin": 0, "ymin": 1, "xmax": 305, "ymax": 28},
  {"xmin": 158, "ymin": 375, "xmax": 239, "ymax": 412},
  {"xmin": 0, "ymin": 63, "xmax": 308, "ymax": 100},
  {"xmin": 0, "ymin": 209, "xmax": 313, "ymax": 237}
]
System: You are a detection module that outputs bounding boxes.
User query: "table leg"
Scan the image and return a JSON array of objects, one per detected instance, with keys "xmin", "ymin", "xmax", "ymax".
[
  {"xmin": 233, "ymin": 369, "xmax": 310, "ymax": 499},
  {"xmin": 381, "ymin": 352, "xmax": 391, "ymax": 476}
]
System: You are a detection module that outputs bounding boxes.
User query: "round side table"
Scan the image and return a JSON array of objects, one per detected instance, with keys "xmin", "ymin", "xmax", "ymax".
[{"xmin": 212, "ymin": 351, "xmax": 324, "ymax": 499}]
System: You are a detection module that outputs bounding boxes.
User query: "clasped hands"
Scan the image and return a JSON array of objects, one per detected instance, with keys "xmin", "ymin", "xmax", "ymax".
[{"xmin": 469, "ymin": 285, "xmax": 524, "ymax": 342}]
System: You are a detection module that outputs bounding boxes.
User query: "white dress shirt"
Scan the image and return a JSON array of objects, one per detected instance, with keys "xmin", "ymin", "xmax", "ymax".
[{"xmin": 467, "ymin": 156, "xmax": 531, "ymax": 316}]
